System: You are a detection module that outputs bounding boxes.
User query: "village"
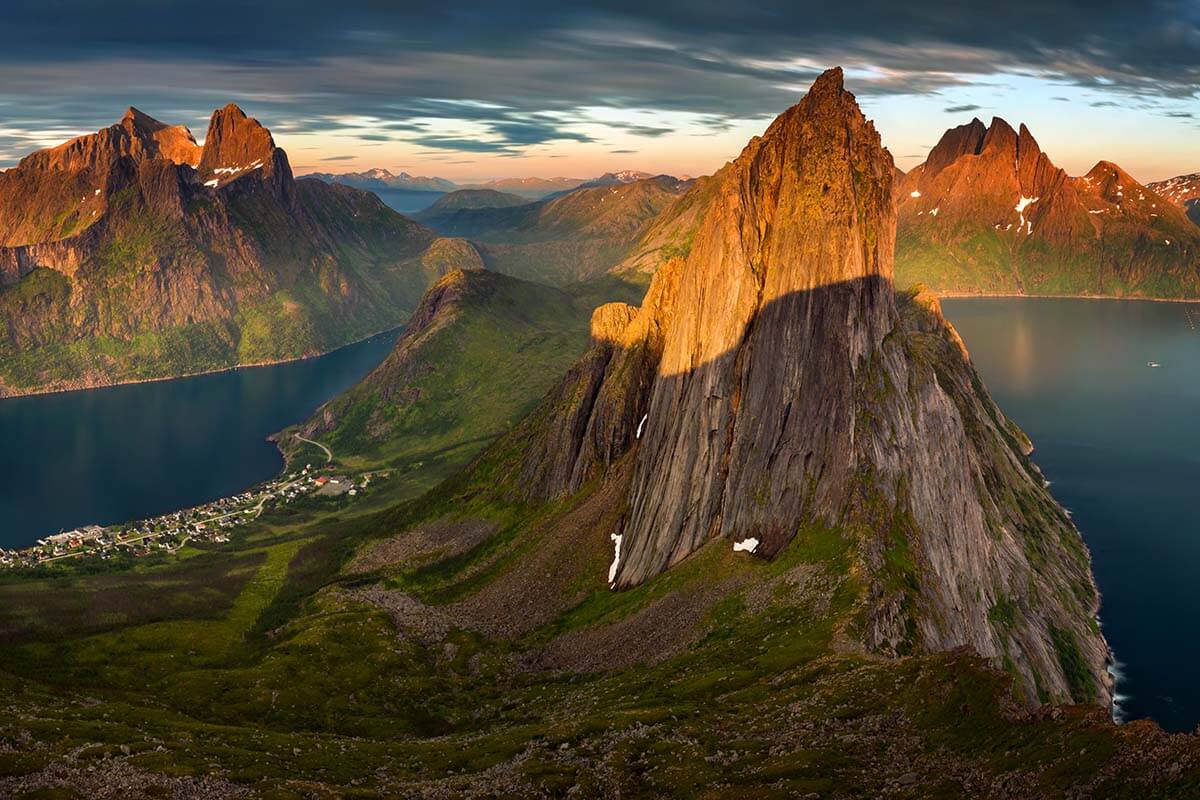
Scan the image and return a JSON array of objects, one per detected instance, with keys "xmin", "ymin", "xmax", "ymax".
[{"xmin": 0, "ymin": 466, "xmax": 380, "ymax": 570}]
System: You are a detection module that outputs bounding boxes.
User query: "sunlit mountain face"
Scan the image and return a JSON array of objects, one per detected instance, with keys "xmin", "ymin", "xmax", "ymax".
[{"xmin": 1, "ymin": 1, "xmax": 1197, "ymax": 184}]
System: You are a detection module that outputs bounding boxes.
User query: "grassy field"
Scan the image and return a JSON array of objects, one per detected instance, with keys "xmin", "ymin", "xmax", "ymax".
[{"xmin": 0, "ymin": 460, "xmax": 1197, "ymax": 797}]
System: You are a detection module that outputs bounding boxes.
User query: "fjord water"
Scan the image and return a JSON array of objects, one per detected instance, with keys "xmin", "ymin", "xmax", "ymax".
[
  {"xmin": 0, "ymin": 330, "xmax": 397, "ymax": 549},
  {"xmin": 943, "ymin": 297, "xmax": 1200, "ymax": 732}
]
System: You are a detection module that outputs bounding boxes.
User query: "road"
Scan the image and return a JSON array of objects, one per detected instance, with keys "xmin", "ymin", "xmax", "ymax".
[{"xmin": 294, "ymin": 433, "xmax": 333, "ymax": 464}]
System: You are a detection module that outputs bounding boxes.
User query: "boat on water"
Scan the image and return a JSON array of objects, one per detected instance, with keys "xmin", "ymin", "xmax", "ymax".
[{"xmin": 1148, "ymin": 361, "xmax": 1162, "ymax": 368}]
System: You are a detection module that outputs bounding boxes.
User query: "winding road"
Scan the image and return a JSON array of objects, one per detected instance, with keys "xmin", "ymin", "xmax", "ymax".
[{"xmin": 294, "ymin": 433, "xmax": 333, "ymax": 464}]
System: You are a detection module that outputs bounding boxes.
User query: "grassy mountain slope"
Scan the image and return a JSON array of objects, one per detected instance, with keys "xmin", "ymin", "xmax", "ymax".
[{"xmin": 415, "ymin": 177, "xmax": 689, "ymax": 285}]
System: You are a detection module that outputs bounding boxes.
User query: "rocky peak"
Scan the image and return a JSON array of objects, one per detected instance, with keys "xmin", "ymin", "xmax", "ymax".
[
  {"xmin": 980, "ymin": 116, "xmax": 1018, "ymax": 156},
  {"xmin": 17, "ymin": 107, "xmax": 200, "ymax": 175},
  {"xmin": 197, "ymin": 103, "xmax": 290, "ymax": 189},
  {"xmin": 509, "ymin": 67, "xmax": 1110, "ymax": 707},
  {"xmin": 923, "ymin": 117, "xmax": 986, "ymax": 179},
  {"xmin": 613, "ymin": 65, "xmax": 896, "ymax": 584}
]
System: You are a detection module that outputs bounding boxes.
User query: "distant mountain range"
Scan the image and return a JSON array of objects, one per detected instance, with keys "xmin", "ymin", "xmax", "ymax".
[
  {"xmin": 303, "ymin": 167, "xmax": 458, "ymax": 193},
  {"xmin": 306, "ymin": 168, "xmax": 669, "ymax": 201},
  {"xmin": 414, "ymin": 175, "xmax": 692, "ymax": 284},
  {"xmin": 0, "ymin": 106, "xmax": 480, "ymax": 396},
  {"xmin": 896, "ymin": 117, "xmax": 1200, "ymax": 297}
]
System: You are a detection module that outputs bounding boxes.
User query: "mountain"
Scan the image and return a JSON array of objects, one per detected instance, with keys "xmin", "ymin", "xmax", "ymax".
[
  {"xmin": 1148, "ymin": 171, "xmax": 1200, "ymax": 227},
  {"xmin": 416, "ymin": 175, "xmax": 690, "ymax": 285},
  {"xmin": 579, "ymin": 170, "xmax": 659, "ymax": 188},
  {"xmin": 278, "ymin": 268, "xmax": 597, "ymax": 496},
  {"xmin": 464, "ymin": 175, "xmax": 587, "ymax": 198},
  {"xmin": 414, "ymin": 188, "xmax": 530, "ymax": 218},
  {"xmin": 0, "ymin": 105, "xmax": 480, "ymax": 396},
  {"xmin": 304, "ymin": 167, "xmax": 458, "ymax": 193},
  {"xmin": 896, "ymin": 117, "xmax": 1200, "ymax": 297},
  {"xmin": 483, "ymin": 68, "xmax": 1110, "ymax": 705}
]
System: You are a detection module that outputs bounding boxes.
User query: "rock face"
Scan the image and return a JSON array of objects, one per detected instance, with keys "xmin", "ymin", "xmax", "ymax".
[
  {"xmin": 896, "ymin": 118, "xmax": 1200, "ymax": 296},
  {"xmin": 508, "ymin": 69, "xmax": 1111, "ymax": 707},
  {"xmin": 0, "ymin": 105, "xmax": 476, "ymax": 396},
  {"xmin": 1148, "ymin": 172, "xmax": 1200, "ymax": 228}
]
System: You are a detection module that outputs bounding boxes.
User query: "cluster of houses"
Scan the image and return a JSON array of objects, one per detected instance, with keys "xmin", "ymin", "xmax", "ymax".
[{"xmin": 1, "ymin": 466, "xmax": 381, "ymax": 569}]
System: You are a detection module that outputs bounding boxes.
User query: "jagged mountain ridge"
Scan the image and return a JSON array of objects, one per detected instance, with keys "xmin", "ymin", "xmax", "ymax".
[
  {"xmin": 0, "ymin": 105, "xmax": 480, "ymax": 396},
  {"xmin": 896, "ymin": 117, "xmax": 1200, "ymax": 296},
  {"xmin": 484, "ymin": 68, "xmax": 1110, "ymax": 706}
]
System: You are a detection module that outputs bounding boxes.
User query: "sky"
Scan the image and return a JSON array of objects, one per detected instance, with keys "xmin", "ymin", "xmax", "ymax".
[{"xmin": 0, "ymin": 1, "xmax": 1197, "ymax": 183}]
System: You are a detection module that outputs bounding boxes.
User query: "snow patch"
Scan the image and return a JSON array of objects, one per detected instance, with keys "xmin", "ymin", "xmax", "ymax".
[
  {"xmin": 1014, "ymin": 195, "xmax": 1039, "ymax": 214},
  {"xmin": 929, "ymin": 206, "xmax": 939, "ymax": 217},
  {"xmin": 607, "ymin": 533, "xmax": 623, "ymax": 586},
  {"xmin": 909, "ymin": 190, "xmax": 921, "ymax": 198},
  {"xmin": 733, "ymin": 538, "xmax": 759, "ymax": 554},
  {"xmin": 636, "ymin": 413, "xmax": 648, "ymax": 439},
  {"xmin": 93, "ymin": 189, "xmax": 101, "ymax": 196},
  {"xmin": 203, "ymin": 179, "xmax": 219, "ymax": 188}
]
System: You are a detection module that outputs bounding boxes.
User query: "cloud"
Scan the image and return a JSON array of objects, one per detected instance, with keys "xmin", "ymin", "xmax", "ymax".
[
  {"xmin": 0, "ymin": 0, "xmax": 1198, "ymax": 164},
  {"xmin": 943, "ymin": 104, "xmax": 982, "ymax": 113},
  {"xmin": 611, "ymin": 148, "xmax": 638, "ymax": 154},
  {"xmin": 320, "ymin": 154, "xmax": 356, "ymax": 161}
]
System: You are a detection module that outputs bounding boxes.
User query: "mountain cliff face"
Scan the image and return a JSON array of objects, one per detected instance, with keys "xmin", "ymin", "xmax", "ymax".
[
  {"xmin": 500, "ymin": 69, "xmax": 1110, "ymax": 706},
  {"xmin": 0, "ymin": 106, "xmax": 478, "ymax": 396},
  {"xmin": 1148, "ymin": 172, "xmax": 1200, "ymax": 228},
  {"xmin": 896, "ymin": 118, "xmax": 1200, "ymax": 297}
]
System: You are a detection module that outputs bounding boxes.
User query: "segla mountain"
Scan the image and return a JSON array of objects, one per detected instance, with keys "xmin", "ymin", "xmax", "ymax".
[
  {"xmin": 896, "ymin": 117, "xmax": 1200, "ymax": 297},
  {"xmin": 469, "ymin": 69, "xmax": 1112, "ymax": 706},
  {"xmin": 0, "ymin": 105, "xmax": 481, "ymax": 396}
]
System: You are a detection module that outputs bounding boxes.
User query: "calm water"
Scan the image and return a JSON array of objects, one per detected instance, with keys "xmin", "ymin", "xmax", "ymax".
[
  {"xmin": 0, "ymin": 331, "xmax": 397, "ymax": 549},
  {"xmin": 943, "ymin": 297, "xmax": 1200, "ymax": 732}
]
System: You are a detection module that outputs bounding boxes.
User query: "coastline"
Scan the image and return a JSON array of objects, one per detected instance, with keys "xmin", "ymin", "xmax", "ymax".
[
  {"xmin": 0, "ymin": 323, "xmax": 405, "ymax": 401},
  {"xmin": 935, "ymin": 291, "xmax": 1200, "ymax": 304}
]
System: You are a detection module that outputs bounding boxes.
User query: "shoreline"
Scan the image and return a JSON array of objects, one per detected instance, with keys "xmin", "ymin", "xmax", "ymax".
[
  {"xmin": 935, "ymin": 291, "xmax": 1200, "ymax": 305},
  {"xmin": 0, "ymin": 324, "xmax": 405, "ymax": 401}
]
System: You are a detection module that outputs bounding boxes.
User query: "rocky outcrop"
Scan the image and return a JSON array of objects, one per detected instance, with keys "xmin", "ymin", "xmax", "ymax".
[
  {"xmin": 504, "ymin": 68, "xmax": 1111, "ymax": 707},
  {"xmin": 897, "ymin": 118, "xmax": 1200, "ymax": 296},
  {"xmin": 0, "ymin": 105, "xmax": 479, "ymax": 396}
]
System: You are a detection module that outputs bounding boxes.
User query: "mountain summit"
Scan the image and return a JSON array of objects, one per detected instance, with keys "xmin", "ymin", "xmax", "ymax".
[
  {"xmin": 494, "ymin": 68, "xmax": 1110, "ymax": 705},
  {"xmin": 896, "ymin": 117, "xmax": 1200, "ymax": 296}
]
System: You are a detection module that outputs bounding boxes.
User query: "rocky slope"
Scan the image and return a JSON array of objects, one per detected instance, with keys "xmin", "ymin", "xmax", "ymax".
[
  {"xmin": 494, "ymin": 68, "xmax": 1110, "ymax": 706},
  {"xmin": 1148, "ymin": 171, "xmax": 1200, "ymax": 227},
  {"xmin": 417, "ymin": 176, "xmax": 690, "ymax": 285},
  {"xmin": 896, "ymin": 118, "xmax": 1200, "ymax": 296},
  {"xmin": 0, "ymin": 106, "xmax": 479, "ymax": 396}
]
